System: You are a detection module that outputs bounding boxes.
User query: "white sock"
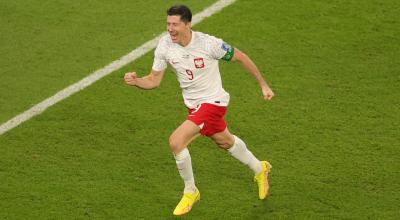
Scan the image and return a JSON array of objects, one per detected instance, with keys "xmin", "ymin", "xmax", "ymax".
[
  {"xmin": 174, "ymin": 148, "xmax": 197, "ymax": 193},
  {"xmin": 228, "ymin": 135, "xmax": 262, "ymax": 174}
]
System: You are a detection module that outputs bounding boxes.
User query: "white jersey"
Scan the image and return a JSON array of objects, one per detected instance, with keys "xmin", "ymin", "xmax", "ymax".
[{"xmin": 152, "ymin": 31, "xmax": 232, "ymax": 109}]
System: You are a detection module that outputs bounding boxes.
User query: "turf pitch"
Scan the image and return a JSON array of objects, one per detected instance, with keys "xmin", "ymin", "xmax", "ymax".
[{"xmin": 0, "ymin": 0, "xmax": 399, "ymax": 219}]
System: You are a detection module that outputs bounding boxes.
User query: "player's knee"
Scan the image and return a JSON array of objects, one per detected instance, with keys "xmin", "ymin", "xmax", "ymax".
[
  {"xmin": 216, "ymin": 138, "xmax": 234, "ymax": 150},
  {"xmin": 217, "ymin": 143, "xmax": 229, "ymax": 150},
  {"xmin": 169, "ymin": 135, "xmax": 183, "ymax": 153}
]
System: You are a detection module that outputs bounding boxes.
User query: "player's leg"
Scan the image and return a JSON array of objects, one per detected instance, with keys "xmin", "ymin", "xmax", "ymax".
[
  {"xmin": 210, "ymin": 128, "xmax": 262, "ymax": 173},
  {"xmin": 210, "ymin": 128, "xmax": 272, "ymax": 199},
  {"xmin": 169, "ymin": 120, "xmax": 201, "ymax": 215},
  {"xmin": 169, "ymin": 120, "xmax": 200, "ymax": 192}
]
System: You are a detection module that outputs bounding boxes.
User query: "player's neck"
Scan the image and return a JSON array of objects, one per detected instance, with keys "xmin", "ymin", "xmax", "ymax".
[{"xmin": 179, "ymin": 30, "xmax": 192, "ymax": 47}]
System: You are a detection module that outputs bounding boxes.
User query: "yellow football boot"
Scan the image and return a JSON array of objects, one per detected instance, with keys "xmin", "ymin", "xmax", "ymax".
[
  {"xmin": 173, "ymin": 189, "xmax": 200, "ymax": 216},
  {"xmin": 254, "ymin": 161, "xmax": 272, "ymax": 199}
]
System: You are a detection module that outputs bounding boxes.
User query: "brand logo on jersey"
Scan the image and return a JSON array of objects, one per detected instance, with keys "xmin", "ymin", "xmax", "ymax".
[
  {"xmin": 194, "ymin": 58, "xmax": 205, "ymax": 69},
  {"xmin": 170, "ymin": 58, "xmax": 179, "ymax": 65}
]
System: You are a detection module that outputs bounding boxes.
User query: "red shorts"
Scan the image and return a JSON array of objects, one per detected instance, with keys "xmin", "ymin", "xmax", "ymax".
[{"xmin": 187, "ymin": 103, "xmax": 228, "ymax": 136}]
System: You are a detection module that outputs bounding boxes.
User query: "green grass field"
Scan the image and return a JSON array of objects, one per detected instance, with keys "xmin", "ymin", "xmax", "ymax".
[{"xmin": 1, "ymin": 0, "xmax": 399, "ymax": 219}]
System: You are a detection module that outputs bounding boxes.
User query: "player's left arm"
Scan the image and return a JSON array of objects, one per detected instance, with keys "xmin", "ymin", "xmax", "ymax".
[{"xmin": 229, "ymin": 48, "xmax": 274, "ymax": 100}]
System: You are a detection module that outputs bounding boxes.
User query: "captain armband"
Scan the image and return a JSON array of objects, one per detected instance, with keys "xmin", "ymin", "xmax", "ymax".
[{"xmin": 220, "ymin": 43, "xmax": 234, "ymax": 61}]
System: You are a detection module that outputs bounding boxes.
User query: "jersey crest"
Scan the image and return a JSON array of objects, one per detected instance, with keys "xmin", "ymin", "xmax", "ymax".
[{"xmin": 194, "ymin": 58, "xmax": 205, "ymax": 69}]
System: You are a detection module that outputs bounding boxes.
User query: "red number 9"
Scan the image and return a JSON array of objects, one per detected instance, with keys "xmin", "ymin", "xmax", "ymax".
[{"xmin": 185, "ymin": 69, "xmax": 194, "ymax": 80}]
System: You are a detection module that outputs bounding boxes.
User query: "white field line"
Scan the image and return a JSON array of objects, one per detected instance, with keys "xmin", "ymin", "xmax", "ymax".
[{"xmin": 0, "ymin": 0, "xmax": 236, "ymax": 136}]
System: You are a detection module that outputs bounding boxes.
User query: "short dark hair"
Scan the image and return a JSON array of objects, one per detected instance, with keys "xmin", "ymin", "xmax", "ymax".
[{"xmin": 167, "ymin": 5, "xmax": 192, "ymax": 23}]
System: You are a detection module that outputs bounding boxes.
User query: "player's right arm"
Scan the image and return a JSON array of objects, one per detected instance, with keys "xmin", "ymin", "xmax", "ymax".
[
  {"xmin": 124, "ymin": 69, "xmax": 165, "ymax": 90},
  {"xmin": 125, "ymin": 36, "xmax": 168, "ymax": 90}
]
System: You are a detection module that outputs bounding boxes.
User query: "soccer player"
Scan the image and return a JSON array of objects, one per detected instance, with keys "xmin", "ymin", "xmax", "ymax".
[{"xmin": 124, "ymin": 5, "xmax": 274, "ymax": 216}]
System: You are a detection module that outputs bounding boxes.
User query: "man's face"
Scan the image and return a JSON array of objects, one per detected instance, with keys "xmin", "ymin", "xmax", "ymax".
[{"xmin": 167, "ymin": 15, "xmax": 191, "ymax": 44}]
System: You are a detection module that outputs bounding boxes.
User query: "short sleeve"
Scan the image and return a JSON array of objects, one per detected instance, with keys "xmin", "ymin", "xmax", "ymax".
[
  {"xmin": 152, "ymin": 39, "xmax": 168, "ymax": 71},
  {"xmin": 206, "ymin": 35, "xmax": 234, "ymax": 61}
]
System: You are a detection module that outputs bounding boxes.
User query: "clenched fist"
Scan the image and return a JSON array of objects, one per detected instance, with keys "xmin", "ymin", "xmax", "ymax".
[
  {"xmin": 261, "ymin": 86, "xmax": 274, "ymax": 100},
  {"xmin": 124, "ymin": 72, "xmax": 138, "ymax": 86}
]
